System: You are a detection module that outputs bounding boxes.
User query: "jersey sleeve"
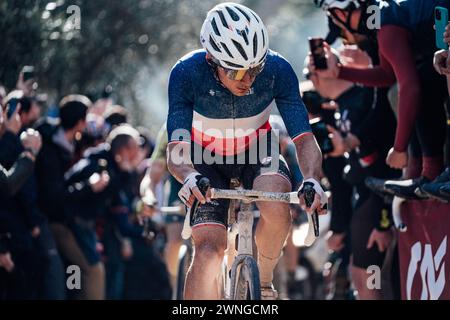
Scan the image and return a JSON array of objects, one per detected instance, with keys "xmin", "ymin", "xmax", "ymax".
[
  {"xmin": 273, "ymin": 55, "xmax": 312, "ymax": 141},
  {"xmin": 167, "ymin": 60, "xmax": 195, "ymax": 143}
]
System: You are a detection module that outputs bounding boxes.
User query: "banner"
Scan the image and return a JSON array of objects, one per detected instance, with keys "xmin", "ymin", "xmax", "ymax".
[{"xmin": 398, "ymin": 200, "xmax": 450, "ymax": 300}]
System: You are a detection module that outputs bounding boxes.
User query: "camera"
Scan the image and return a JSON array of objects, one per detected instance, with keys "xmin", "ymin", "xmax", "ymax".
[
  {"xmin": 309, "ymin": 37, "xmax": 328, "ymax": 70},
  {"xmin": 21, "ymin": 66, "xmax": 35, "ymax": 82},
  {"xmin": 310, "ymin": 117, "xmax": 334, "ymax": 154}
]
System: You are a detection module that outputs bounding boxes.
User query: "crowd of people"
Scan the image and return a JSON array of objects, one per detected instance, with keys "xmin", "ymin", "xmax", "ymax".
[
  {"xmin": 1, "ymin": 0, "xmax": 450, "ymax": 300},
  {"xmin": 0, "ymin": 71, "xmax": 173, "ymax": 299}
]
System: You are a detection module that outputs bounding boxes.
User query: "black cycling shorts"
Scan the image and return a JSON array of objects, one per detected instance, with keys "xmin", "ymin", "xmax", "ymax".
[{"xmin": 191, "ymin": 155, "xmax": 292, "ymax": 230}]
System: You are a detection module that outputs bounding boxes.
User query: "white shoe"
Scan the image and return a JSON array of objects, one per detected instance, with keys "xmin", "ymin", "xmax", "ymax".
[{"xmin": 261, "ymin": 284, "xmax": 278, "ymax": 300}]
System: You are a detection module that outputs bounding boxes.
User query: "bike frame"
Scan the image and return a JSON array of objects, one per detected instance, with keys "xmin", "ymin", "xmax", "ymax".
[{"xmin": 210, "ymin": 187, "xmax": 318, "ymax": 300}]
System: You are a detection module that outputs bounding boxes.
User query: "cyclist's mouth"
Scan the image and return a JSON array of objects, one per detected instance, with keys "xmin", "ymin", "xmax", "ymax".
[{"xmin": 237, "ymin": 87, "xmax": 250, "ymax": 93}]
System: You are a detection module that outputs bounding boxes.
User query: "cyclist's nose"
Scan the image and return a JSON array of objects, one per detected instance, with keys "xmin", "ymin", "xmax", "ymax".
[{"xmin": 240, "ymin": 72, "xmax": 253, "ymax": 85}]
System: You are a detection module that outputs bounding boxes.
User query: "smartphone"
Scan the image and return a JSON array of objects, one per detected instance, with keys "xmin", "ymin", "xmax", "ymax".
[
  {"xmin": 6, "ymin": 98, "xmax": 18, "ymax": 119},
  {"xmin": 22, "ymin": 66, "xmax": 35, "ymax": 82},
  {"xmin": 435, "ymin": 6, "xmax": 449, "ymax": 50},
  {"xmin": 309, "ymin": 37, "xmax": 328, "ymax": 70},
  {"xmin": 310, "ymin": 117, "xmax": 334, "ymax": 154}
]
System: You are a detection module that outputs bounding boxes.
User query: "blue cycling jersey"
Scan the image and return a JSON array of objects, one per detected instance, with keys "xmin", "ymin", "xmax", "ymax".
[
  {"xmin": 379, "ymin": 0, "xmax": 439, "ymax": 31},
  {"xmin": 167, "ymin": 49, "xmax": 311, "ymax": 156}
]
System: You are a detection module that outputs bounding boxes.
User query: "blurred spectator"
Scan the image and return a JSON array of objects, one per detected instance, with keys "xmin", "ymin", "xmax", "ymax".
[
  {"xmin": 16, "ymin": 66, "xmax": 37, "ymax": 98},
  {"xmin": 307, "ymin": 48, "xmax": 400, "ymax": 299},
  {"xmin": 89, "ymin": 85, "xmax": 114, "ymax": 117},
  {"xmin": 34, "ymin": 94, "xmax": 91, "ymax": 299},
  {"xmin": 4, "ymin": 90, "xmax": 41, "ymax": 129},
  {"xmin": 0, "ymin": 98, "xmax": 45, "ymax": 298},
  {"xmin": 0, "ymin": 106, "xmax": 41, "ymax": 195},
  {"xmin": 74, "ymin": 113, "xmax": 110, "ymax": 162},
  {"xmin": 104, "ymin": 105, "xmax": 128, "ymax": 128},
  {"xmin": 0, "ymin": 85, "xmax": 6, "ymax": 106},
  {"xmin": 62, "ymin": 124, "xmax": 145, "ymax": 299},
  {"xmin": 315, "ymin": 0, "xmax": 449, "ymax": 200}
]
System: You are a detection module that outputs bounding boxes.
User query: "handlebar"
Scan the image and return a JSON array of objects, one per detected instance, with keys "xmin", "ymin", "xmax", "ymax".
[
  {"xmin": 209, "ymin": 185, "xmax": 321, "ymax": 247},
  {"xmin": 189, "ymin": 177, "xmax": 210, "ymax": 226},
  {"xmin": 302, "ymin": 182, "xmax": 320, "ymax": 238}
]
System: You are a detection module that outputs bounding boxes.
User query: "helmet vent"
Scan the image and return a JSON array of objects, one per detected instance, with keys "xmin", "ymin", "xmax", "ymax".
[
  {"xmin": 223, "ymin": 60, "xmax": 244, "ymax": 69},
  {"xmin": 232, "ymin": 39, "xmax": 248, "ymax": 61},
  {"xmin": 209, "ymin": 36, "xmax": 221, "ymax": 53},
  {"xmin": 211, "ymin": 18, "xmax": 221, "ymax": 36},
  {"xmin": 221, "ymin": 42, "xmax": 234, "ymax": 58},
  {"xmin": 225, "ymin": 6, "xmax": 240, "ymax": 21},
  {"xmin": 253, "ymin": 33, "xmax": 258, "ymax": 58},
  {"xmin": 239, "ymin": 29, "xmax": 249, "ymax": 45},
  {"xmin": 235, "ymin": 6, "xmax": 251, "ymax": 22},
  {"xmin": 217, "ymin": 10, "xmax": 229, "ymax": 28},
  {"xmin": 261, "ymin": 29, "xmax": 266, "ymax": 48},
  {"xmin": 250, "ymin": 12, "xmax": 260, "ymax": 23}
]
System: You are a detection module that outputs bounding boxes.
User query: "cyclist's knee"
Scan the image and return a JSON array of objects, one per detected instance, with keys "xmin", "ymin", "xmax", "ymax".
[{"xmin": 193, "ymin": 228, "xmax": 226, "ymax": 264}]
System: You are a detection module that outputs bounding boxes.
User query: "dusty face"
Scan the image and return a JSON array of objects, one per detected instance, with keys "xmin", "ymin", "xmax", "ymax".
[{"xmin": 217, "ymin": 67, "xmax": 257, "ymax": 97}]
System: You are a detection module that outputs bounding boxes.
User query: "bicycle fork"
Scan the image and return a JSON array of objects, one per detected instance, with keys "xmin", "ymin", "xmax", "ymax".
[{"xmin": 224, "ymin": 202, "xmax": 255, "ymax": 298}]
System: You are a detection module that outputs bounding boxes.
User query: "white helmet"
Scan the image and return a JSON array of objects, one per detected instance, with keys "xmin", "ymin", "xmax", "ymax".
[
  {"xmin": 314, "ymin": 0, "xmax": 361, "ymax": 10},
  {"xmin": 200, "ymin": 2, "xmax": 269, "ymax": 70}
]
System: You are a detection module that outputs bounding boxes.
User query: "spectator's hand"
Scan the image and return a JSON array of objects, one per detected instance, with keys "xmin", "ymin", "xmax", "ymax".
[
  {"xmin": 344, "ymin": 132, "xmax": 361, "ymax": 151},
  {"xmin": 31, "ymin": 226, "xmax": 41, "ymax": 238},
  {"xmin": 339, "ymin": 45, "xmax": 372, "ymax": 68},
  {"xmin": 313, "ymin": 42, "xmax": 340, "ymax": 79},
  {"xmin": 326, "ymin": 231, "xmax": 346, "ymax": 252},
  {"xmin": 386, "ymin": 148, "xmax": 408, "ymax": 169},
  {"xmin": 0, "ymin": 252, "xmax": 15, "ymax": 272},
  {"xmin": 89, "ymin": 171, "xmax": 110, "ymax": 193},
  {"xmin": 367, "ymin": 228, "xmax": 393, "ymax": 252},
  {"xmin": 444, "ymin": 23, "xmax": 450, "ymax": 46},
  {"xmin": 121, "ymin": 239, "xmax": 133, "ymax": 260},
  {"xmin": 5, "ymin": 103, "xmax": 22, "ymax": 134},
  {"xmin": 433, "ymin": 49, "xmax": 450, "ymax": 75},
  {"xmin": 20, "ymin": 128, "xmax": 42, "ymax": 155},
  {"xmin": 321, "ymin": 100, "xmax": 338, "ymax": 110},
  {"xmin": 140, "ymin": 203, "xmax": 156, "ymax": 218},
  {"xmin": 326, "ymin": 125, "xmax": 346, "ymax": 157}
]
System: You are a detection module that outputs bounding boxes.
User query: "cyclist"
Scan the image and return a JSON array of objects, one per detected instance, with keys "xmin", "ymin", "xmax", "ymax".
[
  {"xmin": 166, "ymin": 2, "xmax": 327, "ymax": 300},
  {"xmin": 313, "ymin": 0, "xmax": 449, "ymax": 199}
]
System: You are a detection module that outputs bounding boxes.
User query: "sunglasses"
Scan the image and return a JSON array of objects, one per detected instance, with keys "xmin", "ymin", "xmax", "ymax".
[{"xmin": 220, "ymin": 63, "xmax": 265, "ymax": 81}]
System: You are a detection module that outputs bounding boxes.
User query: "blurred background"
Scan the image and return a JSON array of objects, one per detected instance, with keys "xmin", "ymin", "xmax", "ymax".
[{"xmin": 0, "ymin": 0, "xmax": 328, "ymax": 134}]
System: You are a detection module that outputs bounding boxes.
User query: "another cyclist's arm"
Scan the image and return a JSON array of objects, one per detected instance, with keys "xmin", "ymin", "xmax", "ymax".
[
  {"xmin": 166, "ymin": 61, "xmax": 205, "ymax": 205},
  {"xmin": 339, "ymin": 25, "xmax": 420, "ymax": 152}
]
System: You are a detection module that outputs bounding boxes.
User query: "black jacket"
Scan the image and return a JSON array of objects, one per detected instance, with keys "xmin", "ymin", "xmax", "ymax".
[
  {"xmin": 0, "ymin": 130, "xmax": 42, "ymax": 251},
  {"xmin": 35, "ymin": 121, "xmax": 75, "ymax": 223},
  {"xmin": 64, "ymin": 144, "xmax": 133, "ymax": 222}
]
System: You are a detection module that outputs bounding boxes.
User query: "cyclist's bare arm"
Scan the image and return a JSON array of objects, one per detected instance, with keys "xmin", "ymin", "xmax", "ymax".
[
  {"xmin": 293, "ymin": 133, "xmax": 324, "ymax": 214},
  {"xmin": 167, "ymin": 142, "xmax": 206, "ymax": 205}
]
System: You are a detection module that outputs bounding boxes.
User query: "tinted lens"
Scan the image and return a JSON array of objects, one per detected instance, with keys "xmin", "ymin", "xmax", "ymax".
[{"xmin": 223, "ymin": 63, "xmax": 265, "ymax": 81}]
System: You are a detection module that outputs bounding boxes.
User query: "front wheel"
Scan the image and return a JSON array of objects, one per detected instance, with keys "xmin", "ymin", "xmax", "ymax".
[
  {"xmin": 230, "ymin": 255, "xmax": 261, "ymax": 300},
  {"xmin": 175, "ymin": 242, "xmax": 193, "ymax": 300}
]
